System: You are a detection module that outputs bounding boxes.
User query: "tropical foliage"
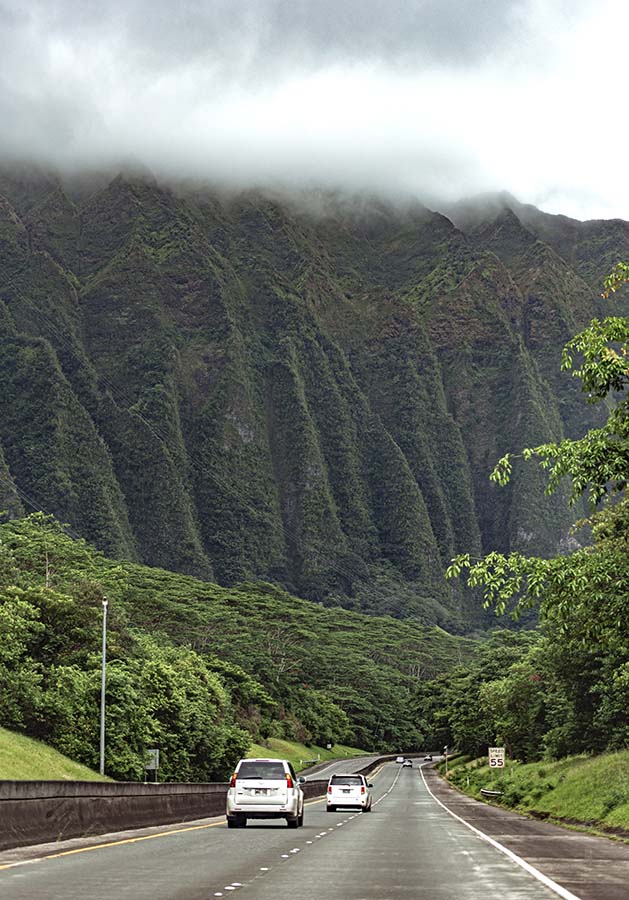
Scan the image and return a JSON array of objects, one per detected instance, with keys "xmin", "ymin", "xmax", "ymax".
[{"xmin": 0, "ymin": 513, "xmax": 473, "ymax": 780}]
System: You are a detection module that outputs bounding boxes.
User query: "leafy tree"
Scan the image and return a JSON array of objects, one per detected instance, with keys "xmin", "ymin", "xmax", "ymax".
[{"xmin": 0, "ymin": 589, "xmax": 44, "ymax": 727}]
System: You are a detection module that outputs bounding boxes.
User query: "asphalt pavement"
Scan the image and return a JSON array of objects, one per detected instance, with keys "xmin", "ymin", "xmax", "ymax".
[{"xmin": 2, "ymin": 762, "xmax": 629, "ymax": 899}]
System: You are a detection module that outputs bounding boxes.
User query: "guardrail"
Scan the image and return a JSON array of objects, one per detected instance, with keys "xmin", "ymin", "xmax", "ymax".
[{"xmin": 0, "ymin": 753, "xmax": 405, "ymax": 852}]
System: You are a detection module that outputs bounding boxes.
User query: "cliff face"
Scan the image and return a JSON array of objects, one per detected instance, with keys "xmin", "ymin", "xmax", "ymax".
[{"xmin": 0, "ymin": 170, "xmax": 623, "ymax": 629}]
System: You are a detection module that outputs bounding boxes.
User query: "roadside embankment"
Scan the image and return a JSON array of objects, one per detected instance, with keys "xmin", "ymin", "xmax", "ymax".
[
  {"xmin": 441, "ymin": 751, "xmax": 629, "ymax": 837},
  {"xmin": 0, "ymin": 727, "xmax": 110, "ymax": 782}
]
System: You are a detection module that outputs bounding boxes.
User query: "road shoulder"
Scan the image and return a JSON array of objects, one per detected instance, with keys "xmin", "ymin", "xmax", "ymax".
[{"xmin": 422, "ymin": 765, "xmax": 629, "ymax": 900}]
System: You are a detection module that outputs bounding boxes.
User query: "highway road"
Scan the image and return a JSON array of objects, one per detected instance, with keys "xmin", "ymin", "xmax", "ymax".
[{"xmin": 2, "ymin": 762, "xmax": 629, "ymax": 899}]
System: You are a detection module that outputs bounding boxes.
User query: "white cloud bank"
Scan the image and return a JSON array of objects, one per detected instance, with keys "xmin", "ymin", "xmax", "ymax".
[{"xmin": 0, "ymin": 0, "xmax": 627, "ymax": 219}]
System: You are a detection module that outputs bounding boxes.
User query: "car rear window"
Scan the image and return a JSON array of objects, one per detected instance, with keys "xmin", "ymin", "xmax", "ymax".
[
  {"xmin": 237, "ymin": 761, "xmax": 286, "ymax": 779},
  {"xmin": 330, "ymin": 775, "xmax": 363, "ymax": 786}
]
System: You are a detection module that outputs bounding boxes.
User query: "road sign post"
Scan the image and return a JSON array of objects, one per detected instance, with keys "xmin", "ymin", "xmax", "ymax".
[{"xmin": 146, "ymin": 748, "xmax": 160, "ymax": 782}]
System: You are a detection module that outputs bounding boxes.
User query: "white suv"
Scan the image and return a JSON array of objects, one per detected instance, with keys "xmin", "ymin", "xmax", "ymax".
[
  {"xmin": 326, "ymin": 773, "xmax": 373, "ymax": 812},
  {"xmin": 226, "ymin": 758, "xmax": 306, "ymax": 828}
]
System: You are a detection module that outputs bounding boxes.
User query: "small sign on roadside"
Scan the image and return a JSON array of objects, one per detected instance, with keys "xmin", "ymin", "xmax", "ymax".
[
  {"xmin": 146, "ymin": 748, "xmax": 160, "ymax": 771},
  {"xmin": 488, "ymin": 746, "xmax": 506, "ymax": 768}
]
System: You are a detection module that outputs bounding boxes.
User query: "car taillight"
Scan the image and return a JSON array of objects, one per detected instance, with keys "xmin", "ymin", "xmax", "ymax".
[
  {"xmin": 328, "ymin": 785, "xmax": 333, "ymax": 793},
  {"xmin": 230, "ymin": 774, "xmax": 237, "ymax": 788},
  {"xmin": 286, "ymin": 773, "xmax": 294, "ymax": 789},
  {"xmin": 361, "ymin": 785, "xmax": 365, "ymax": 794}
]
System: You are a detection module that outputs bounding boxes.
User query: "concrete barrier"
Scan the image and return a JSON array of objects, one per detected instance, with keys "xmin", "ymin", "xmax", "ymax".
[{"xmin": 0, "ymin": 780, "xmax": 228, "ymax": 851}]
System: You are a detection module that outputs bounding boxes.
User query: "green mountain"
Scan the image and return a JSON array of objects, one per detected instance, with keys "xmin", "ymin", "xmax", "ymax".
[{"xmin": 0, "ymin": 168, "xmax": 625, "ymax": 629}]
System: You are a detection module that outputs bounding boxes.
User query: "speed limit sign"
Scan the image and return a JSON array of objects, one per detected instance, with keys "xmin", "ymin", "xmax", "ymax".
[{"xmin": 488, "ymin": 747, "xmax": 506, "ymax": 768}]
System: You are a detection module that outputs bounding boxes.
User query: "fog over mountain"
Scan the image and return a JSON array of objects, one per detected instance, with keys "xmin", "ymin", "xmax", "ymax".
[{"xmin": 0, "ymin": 0, "xmax": 626, "ymax": 219}]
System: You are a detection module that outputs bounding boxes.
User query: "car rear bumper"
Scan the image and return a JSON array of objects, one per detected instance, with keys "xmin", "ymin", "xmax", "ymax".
[
  {"xmin": 229, "ymin": 809, "xmax": 298, "ymax": 820},
  {"xmin": 327, "ymin": 797, "xmax": 370, "ymax": 809},
  {"xmin": 226, "ymin": 799, "xmax": 300, "ymax": 817}
]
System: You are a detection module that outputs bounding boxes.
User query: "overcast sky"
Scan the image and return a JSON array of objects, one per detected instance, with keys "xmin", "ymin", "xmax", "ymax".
[{"xmin": 1, "ymin": 0, "xmax": 627, "ymax": 219}]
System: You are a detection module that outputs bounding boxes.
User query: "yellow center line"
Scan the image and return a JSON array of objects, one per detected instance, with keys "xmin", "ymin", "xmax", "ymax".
[{"xmin": 0, "ymin": 821, "xmax": 225, "ymax": 871}]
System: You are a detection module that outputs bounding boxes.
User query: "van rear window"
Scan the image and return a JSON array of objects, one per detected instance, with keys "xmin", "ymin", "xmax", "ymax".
[
  {"xmin": 237, "ymin": 761, "xmax": 286, "ymax": 779},
  {"xmin": 330, "ymin": 775, "xmax": 362, "ymax": 785}
]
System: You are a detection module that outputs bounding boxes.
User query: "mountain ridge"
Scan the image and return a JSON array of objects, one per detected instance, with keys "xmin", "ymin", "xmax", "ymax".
[{"xmin": 0, "ymin": 168, "xmax": 625, "ymax": 629}]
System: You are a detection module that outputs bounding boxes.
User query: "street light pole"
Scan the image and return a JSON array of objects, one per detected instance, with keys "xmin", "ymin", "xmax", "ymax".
[{"xmin": 99, "ymin": 597, "xmax": 108, "ymax": 777}]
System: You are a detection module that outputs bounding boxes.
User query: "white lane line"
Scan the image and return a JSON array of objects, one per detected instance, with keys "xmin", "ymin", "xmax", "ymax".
[
  {"xmin": 373, "ymin": 763, "xmax": 402, "ymax": 806},
  {"xmin": 419, "ymin": 768, "xmax": 583, "ymax": 900}
]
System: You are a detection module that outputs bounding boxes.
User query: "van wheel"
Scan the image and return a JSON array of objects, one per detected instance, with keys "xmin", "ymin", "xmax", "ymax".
[
  {"xmin": 327, "ymin": 805, "xmax": 335, "ymax": 813},
  {"xmin": 287, "ymin": 816, "xmax": 299, "ymax": 828},
  {"xmin": 297, "ymin": 811, "xmax": 304, "ymax": 827}
]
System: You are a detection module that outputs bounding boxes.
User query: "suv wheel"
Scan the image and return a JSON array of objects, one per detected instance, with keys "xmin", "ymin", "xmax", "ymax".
[
  {"xmin": 287, "ymin": 816, "xmax": 299, "ymax": 828},
  {"xmin": 297, "ymin": 811, "xmax": 304, "ymax": 827},
  {"xmin": 327, "ymin": 805, "xmax": 336, "ymax": 813}
]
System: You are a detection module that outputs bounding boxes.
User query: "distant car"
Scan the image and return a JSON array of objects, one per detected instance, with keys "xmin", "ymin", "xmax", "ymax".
[
  {"xmin": 423, "ymin": 755, "xmax": 433, "ymax": 761},
  {"xmin": 226, "ymin": 758, "xmax": 305, "ymax": 828},
  {"xmin": 327, "ymin": 773, "xmax": 373, "ymax": 812},
  {"xmin": 395, "ymin": 755, "xmax": 405, "ymax": 763},
  {"xmin": 402, "ymin": 758, "xmax": 412, "ymax": 768}
]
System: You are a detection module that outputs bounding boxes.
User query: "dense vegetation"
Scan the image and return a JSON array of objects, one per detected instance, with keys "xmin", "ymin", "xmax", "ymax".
[
  {"xmin": 2, "ymin": 167, "xmax": 628, "ymax": 627},
  {"xmin": 0, "ymin": 513, "xmax": 474, "ymax": 781},
  {"xmin": 440, "ymin": 264, "xmax": 629, "ymax": 762}
]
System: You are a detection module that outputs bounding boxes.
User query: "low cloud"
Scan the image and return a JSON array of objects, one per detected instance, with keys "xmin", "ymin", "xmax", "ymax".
[{"xmin": 0, "ymin": 0, "xmax": 626, "ymax": 219}]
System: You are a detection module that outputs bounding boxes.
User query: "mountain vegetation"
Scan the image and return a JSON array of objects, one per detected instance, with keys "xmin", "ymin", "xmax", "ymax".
[
  {"xmin": 2, "ymin": 163, "xmax": 629, "ymax": 782},
  {"xmin": 2, "ymin": 167, "xmax": 628, "ymax": 628},
  {"xmin": 0, "ymin": 513, "xmax": 474, "ymax": 781},
  {"xmin": 440, "ymin": 264, "xmax": 629, "ymax": 761}
]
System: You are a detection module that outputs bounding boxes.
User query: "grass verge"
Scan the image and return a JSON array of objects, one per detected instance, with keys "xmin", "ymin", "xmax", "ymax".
[
  {"xmin": 443, "ymin": 751, "xmax": 629, "ymax": 834},
  {"xmin": 0, "ymin": 726, "xmax": 111, "ymax": 781}
]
